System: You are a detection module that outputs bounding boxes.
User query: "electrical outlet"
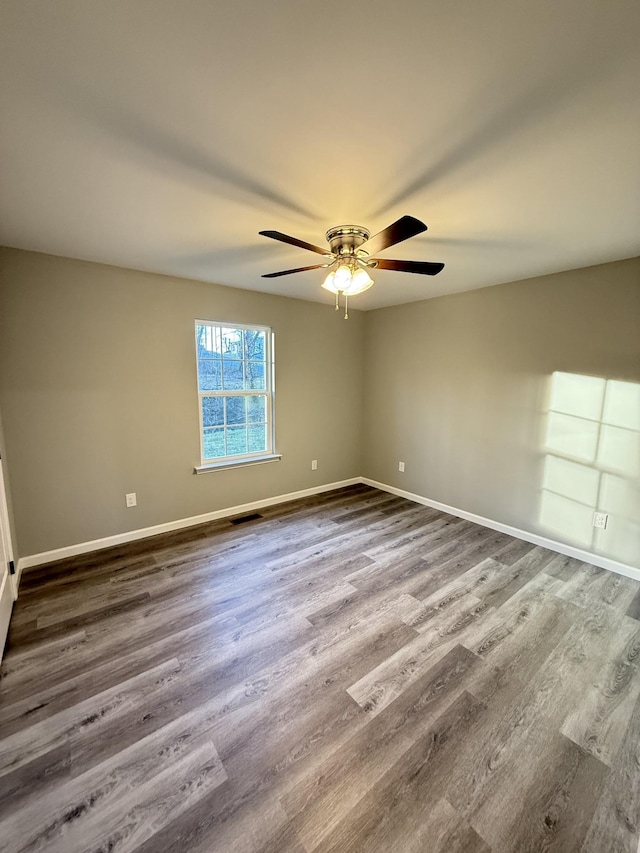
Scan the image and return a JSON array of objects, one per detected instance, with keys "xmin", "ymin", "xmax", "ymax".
[
  {"xmin": 311, "ymin": 459, "xmax": 318, "ymax": 471},
  {"xmin": 592, "ymin": 512, "xmax": 608, "ymax": 529},
  {"xmin": 398, "ymin": 461, "xmax": 405, "ymax": 473},
  {"xmin": 125, "ymin": 492, "xmax": 137, "ymax": 508}
]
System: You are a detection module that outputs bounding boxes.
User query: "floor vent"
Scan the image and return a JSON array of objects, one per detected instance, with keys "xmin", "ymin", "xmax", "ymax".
[{"xmin": 229, "ymin": 512, "xmax": 263, "ymax": 525}]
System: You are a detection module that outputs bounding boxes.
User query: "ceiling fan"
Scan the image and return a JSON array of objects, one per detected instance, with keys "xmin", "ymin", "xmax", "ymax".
[{"xmin": 259, "ymin": 215, "xmax": 444, "ymax": 317}]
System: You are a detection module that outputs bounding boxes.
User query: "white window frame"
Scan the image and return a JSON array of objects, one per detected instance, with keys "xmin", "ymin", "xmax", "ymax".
[{"xmin": 194, "ymin": 320, "xmax": 279, "ymax": 473}]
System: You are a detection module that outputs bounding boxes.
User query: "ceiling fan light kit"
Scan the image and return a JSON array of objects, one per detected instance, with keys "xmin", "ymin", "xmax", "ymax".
[
  {"xmin": 322, "ymin": 265, "xmax": 374, "ymax": 296},
  {"xmin": 259, "ymin": 215, "xmax": 444, "ymax": 319}
]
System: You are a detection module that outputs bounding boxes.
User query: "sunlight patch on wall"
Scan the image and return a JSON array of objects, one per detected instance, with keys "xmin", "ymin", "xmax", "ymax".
[
  {"xmin": 596, "ymin": 472, "xmax": 640, "ymax": 563},
  {"xmin": 542, "ymin": 455, "xmax": 600, "ymax": 507},
  {"xmin": 540, "ymin": 372, "xmax": 640, "ymax": 564},
  {"xmin": 545, "ymin": 412, "xmax": 600, "ymax": 463},
  {"xmin": 548, "ymin": 372, "xmax": 605, "ymax": 421},
  {"xmin": 603, "ymin": 379, "xmax": 640, "ymax": 431}
]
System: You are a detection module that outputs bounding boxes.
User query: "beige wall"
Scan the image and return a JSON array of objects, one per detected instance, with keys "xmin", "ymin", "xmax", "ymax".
[
  {"xmin": 1, "ymin": 248, "xmax": 638, "ymax": 570},
  {"xmin": 363, "ymin": 257, "xmax": 640, "ymax": 569},
  {"xmin": 0, "ymin": 249, "xmax": 364, "ymax": 557}
]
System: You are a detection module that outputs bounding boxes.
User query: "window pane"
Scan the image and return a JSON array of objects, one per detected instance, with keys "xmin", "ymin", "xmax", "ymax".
[
  {"xmin": 226, "ymin": 396, "xmax": 247, "ymax": 425},
  {"xmin": 203, "ymin": 428, "xmax": 225, "ymax": 459},
  {"xmin": 202, "ymin": 397, "xmax": 224, "ymax": 427},
  {"xmin": 198, "ymin": 359, "xmax": 222, "ymax": 391},
  {"xmin": 244, "ymin": 330, "xmax": 265, "ymax": 361},
  {"xmin": 221, "ymin": 328, "xmax": 243, "ymax": 360},
  {"xmin": 245, "ymin": 362, "xmax": 265, "ymax": 390},
  {"xmin": 226, "ymin": 425, "xmax": 247, "ymax": 455},
  {"xmin": 222, "ymin": 361, "xmax": 243, "ymax": 390},
  {"xmin": 248, "ymin": 396, "xmax": 266, "ymax": 423},
  {"xmin": 248, "ymin": 423, "xmax": 267, "ymax": 453},
  {"xmin": 196, "ymin": 325, "xmax": 221, "ymax": 358}
]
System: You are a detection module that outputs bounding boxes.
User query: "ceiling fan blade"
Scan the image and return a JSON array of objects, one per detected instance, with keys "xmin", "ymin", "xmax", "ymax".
[
  {"xmin": 371, "ymin": 258, "xmax": 445, "ymax": 275},
  {"xmin": 359, "ymin": 215, "xmax": 428, "ymax": 256},
  {"xmin": 262, "ymin": 264, "xmax": 327, "ymax": 278},
  {"xmin": 259, "ymin": 230, "xmax": 329, "ymax": 256}
]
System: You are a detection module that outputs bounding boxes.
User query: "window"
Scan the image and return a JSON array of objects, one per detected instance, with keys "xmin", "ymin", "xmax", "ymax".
[{"xmin": 195, "ymin": 321, "xmax": 276, "ymax": 469}]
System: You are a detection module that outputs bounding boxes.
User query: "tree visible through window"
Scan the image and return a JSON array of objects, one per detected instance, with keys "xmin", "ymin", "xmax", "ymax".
[{"xmin": 195, "ymin": 321, "xmax": 274, "ymax": 464}]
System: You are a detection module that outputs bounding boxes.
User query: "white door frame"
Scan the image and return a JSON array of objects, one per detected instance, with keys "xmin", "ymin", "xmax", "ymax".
[{"xmin": 0, "ymin": 454, "xmax": 17, "ymax": 660}]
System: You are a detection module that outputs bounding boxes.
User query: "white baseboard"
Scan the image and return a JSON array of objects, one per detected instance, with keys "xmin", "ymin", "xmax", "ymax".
[
  {"xmin": 17, "ymin": 475, "xmax": 640, "ymax": 585},
  {"xmin": 17, "ymin": 477, "xmax": 361, "ymax": 574},
  {"xmin": 361, "ymin": 477, "xmax": 640, "ymax": 583}
]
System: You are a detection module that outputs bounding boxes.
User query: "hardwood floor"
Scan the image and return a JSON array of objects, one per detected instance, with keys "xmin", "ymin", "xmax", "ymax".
[{"xmin": 1, "ymin": 484, "xmax": 639, "ymax": 852}]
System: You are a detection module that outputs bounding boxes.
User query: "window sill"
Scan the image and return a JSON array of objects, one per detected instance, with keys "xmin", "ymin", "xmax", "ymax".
[{"xmin": 194, "ymin": 454, "xmax": 282, "ymax": 474}]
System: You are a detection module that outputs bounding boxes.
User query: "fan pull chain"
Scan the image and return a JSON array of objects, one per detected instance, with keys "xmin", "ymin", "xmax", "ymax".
[
  {"xmin": 335, "ymin": 291, "xmax": 339, "ymax": 311},
  {"xmin": 344, "ymin": 294, "xmax": 349, "ymax": 320}
]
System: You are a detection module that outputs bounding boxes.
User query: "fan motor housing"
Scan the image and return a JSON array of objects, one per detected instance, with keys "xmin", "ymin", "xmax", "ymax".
[{"xmin": 325, "ymin": 225, "xmax": 370, "ymax": 256}]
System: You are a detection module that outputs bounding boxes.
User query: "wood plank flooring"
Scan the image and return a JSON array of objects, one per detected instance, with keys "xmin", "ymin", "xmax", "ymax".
[{"xmin": 1, "ymin": 484, "xmax": 640, "ymax": 852}]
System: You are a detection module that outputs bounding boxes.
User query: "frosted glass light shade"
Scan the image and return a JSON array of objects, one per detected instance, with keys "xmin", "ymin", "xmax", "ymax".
[
  {"xmin": 343, "ymin": 267, "xmax": 373, "ymax": 295},
  {"xmin": 334, "ymin": 264, "xmax": 352, "ymax": 288},
  {"xmin": 321, "ymin": 271, "xmax": 338, "ymax": 293}
]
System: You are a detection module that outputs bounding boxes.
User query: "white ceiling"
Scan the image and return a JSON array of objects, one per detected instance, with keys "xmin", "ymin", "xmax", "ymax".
[{"xmin": 1, "ymin": 0, "xmax": 639, "ymax": 310}]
